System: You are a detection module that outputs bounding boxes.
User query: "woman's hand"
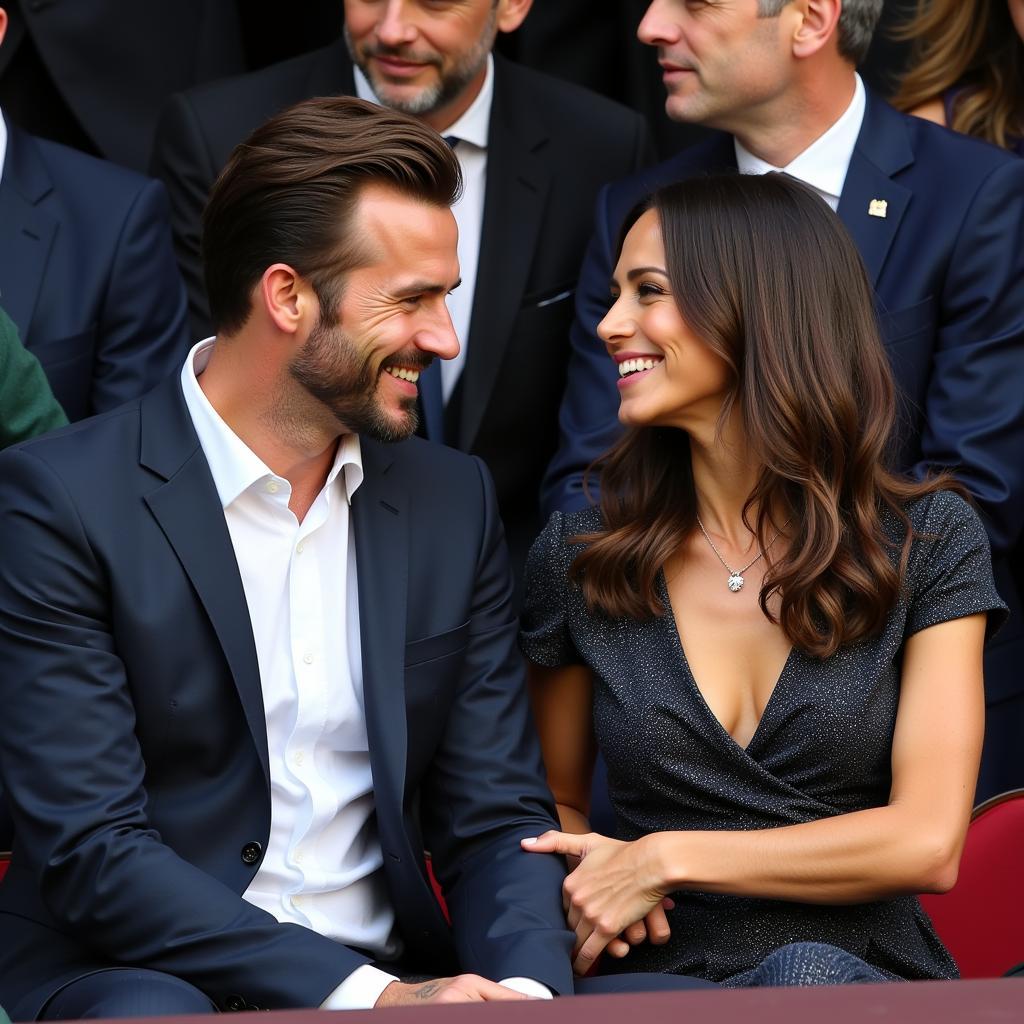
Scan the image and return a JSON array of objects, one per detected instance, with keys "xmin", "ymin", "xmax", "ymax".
[{"xmin": 523, "ymin": 831, "xmax": 672, "ymax": 975}]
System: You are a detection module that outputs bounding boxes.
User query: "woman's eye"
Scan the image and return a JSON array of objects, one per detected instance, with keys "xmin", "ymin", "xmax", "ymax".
[{"xmin": 637, "ymin": 282, "xmax": 665, "ymax": 298}]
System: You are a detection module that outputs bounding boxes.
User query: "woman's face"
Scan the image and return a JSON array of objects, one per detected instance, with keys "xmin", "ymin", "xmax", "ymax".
[
  {"xmin": 597, "ymin": 208, "xmax": 731, "ymax": 431},
  {"xmin": 1010, "ymin": 0, "xmax": 1024, "ymax": 43}
]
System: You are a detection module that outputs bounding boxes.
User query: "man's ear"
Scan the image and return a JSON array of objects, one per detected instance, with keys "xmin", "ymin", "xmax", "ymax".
[
  {"xmin": 0, "ymin": 9, "xmax": 8, "ymax": 49},
  {"xmin": 792, "ymin": 0, "xmax": 842, "ymax": 60},
  {"xmin": 259, "ymin": 264, "xmax": 312, "ymax": 335},
  {"xmin": 496, "ymin": 0, "xmax": 533, "ymax": 35}
]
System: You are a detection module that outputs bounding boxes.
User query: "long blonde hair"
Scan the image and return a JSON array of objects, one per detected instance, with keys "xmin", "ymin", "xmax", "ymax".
[{"xmin": 891, "ymin": 0, "xmax": 1023, "ymax": 149}]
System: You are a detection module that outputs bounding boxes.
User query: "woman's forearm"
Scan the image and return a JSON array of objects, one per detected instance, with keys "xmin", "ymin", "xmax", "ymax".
[{"xmin": 651, "ymin": 803, "xmax": 963, "ymax": 904}]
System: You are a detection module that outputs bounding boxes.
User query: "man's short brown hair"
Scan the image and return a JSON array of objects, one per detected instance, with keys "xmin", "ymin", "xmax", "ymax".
[{"xmin": 202, "ymin": 95, "xmax": 462, "ymax": 335}]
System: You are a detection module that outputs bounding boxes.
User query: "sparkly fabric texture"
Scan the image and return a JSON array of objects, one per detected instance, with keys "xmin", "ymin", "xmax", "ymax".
[
  {"xmin": 722, "ymin": 942, "xmax": 892, "ymax": 987},
  {"xmin": 521, "ymin": 490, "xmax": 1006, "ymax": 983}
]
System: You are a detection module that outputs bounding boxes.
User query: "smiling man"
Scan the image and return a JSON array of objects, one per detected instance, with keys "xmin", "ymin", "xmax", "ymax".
[
  {"xmin": 152, "ymin": 0, "xmax": 653, "ymax": 587},
  {"xmin": 0, "ymin": 96, "xmax": 571, "ymax": 1020}
]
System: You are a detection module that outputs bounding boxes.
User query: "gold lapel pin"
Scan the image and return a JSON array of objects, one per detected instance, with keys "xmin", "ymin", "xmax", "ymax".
[{"xmin": 868, "ymin": 199, "xmax": 888, "ymax": 219}]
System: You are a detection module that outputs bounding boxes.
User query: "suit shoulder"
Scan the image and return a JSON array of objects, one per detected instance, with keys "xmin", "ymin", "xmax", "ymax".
[
  {"xmin": 31, "ymin": 134, "xmax": 156, "ymax": 203},
  {"xmin": 166, "ymin": 43, "xmax": 346, "ymax": 132},
  {"xmin": 603, "ymin": 135, "xmax": 732, "ymax": 217},
  {"xmin": 898, "ymin": 107, "xmax": 1020, "ymax": 168},
  {"xmin": 499, "ymin": 59, "xmax": 645, "ymax": 133},
  {"xmin": 2, "ymin": 403, "xmax": 141, "ymax": 478}
]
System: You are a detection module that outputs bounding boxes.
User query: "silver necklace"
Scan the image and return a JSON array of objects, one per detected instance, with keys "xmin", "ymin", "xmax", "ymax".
[{"xmin": 695, "ymin": 514, "xmax": 782, "ymax": 593}]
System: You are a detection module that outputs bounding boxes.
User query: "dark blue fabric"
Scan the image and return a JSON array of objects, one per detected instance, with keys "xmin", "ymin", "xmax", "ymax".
[
  {"xmin": 541, "ymin": 91, "xmax": 1024, "ymax": 794},
  {"xmin": 40, "ymin": 970, "xmax": 215, "ymax": 1020},
  {"xmin": 723, "ymin": 943, "xmax": 892, "ymax": 987},
  {"xmin": 0, "ymin": 374, "xmax": 574, "ymax": 1018},
  {"xmin": 0, "ymin": 123, "xmax": 189, "ymax": 422}
]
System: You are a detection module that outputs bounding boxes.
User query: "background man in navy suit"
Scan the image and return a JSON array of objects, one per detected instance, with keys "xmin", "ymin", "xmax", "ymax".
[
  {"xmin": 543, "ymin": 0, "xmax": 1024, "ymax": 801},
  {"xmin": 152, "ymin": 0, "xmax": 653, "ymax": 586},
  {"xmin": 0, "ymin": 96, "xmax": 711, "ymax": 1021},
  {"xmin": 0, "ymin": 6, "xmax": 190, "ymax": 423}
]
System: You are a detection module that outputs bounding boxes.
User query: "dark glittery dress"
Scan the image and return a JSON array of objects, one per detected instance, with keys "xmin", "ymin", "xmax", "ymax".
[{"xmin": 521, "ymin": 491, "xmax": 1006, "ymax": 983}]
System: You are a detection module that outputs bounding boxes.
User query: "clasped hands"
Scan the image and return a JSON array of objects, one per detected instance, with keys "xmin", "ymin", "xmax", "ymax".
[{"xmin": 522, "ymin": 831, "xmax": 673, "ymax": 975}]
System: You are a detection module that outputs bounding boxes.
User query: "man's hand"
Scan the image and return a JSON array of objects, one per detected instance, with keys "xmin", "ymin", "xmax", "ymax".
[
  {"xmin": 523, "ymin": 831, "xmax": 671, "ymax": 975},
  {"xmin": 375, "ymin": 976, "xmax": 534, "ymax": 1006}
]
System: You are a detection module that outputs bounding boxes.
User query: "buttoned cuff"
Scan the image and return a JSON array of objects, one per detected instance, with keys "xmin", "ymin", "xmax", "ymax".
[{"xmin": 321, "ymin": 964, "xmax": 399, "ymax": 1010}]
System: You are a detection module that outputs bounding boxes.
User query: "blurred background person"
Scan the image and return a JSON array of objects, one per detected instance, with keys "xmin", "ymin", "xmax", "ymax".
[
  {"xmin": 0, "ymin": 305, "xmax": 65, "ymax": 449},
  {"xmin": 891, "ymin": 0, "xmax": 1023, "ymax": 154},
  {"xmin": 0, "ymin": 5, "xmax": 190, "ymax": 422}
]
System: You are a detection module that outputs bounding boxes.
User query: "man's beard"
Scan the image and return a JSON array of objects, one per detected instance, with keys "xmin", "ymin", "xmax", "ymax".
[
  {"xmin": 288, "ymin": 316, "xmax": 426, "ymax": 443},
  {"xmin": 343, "ymin": 17, "xmax": 495, "ymax": 118}
]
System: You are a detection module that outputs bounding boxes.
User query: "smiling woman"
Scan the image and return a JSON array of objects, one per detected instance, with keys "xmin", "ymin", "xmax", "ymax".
[{"xmin": 519, "ymin": 173, "xmax": 1006, "ymax": 987}]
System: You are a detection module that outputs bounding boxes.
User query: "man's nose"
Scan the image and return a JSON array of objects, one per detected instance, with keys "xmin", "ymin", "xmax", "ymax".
[
  {"xmin": 638, "ymin": 0, "xmax": 677, "ymax": 47},
  {"xmin": 416, "ymin": 309, "xmax": 460, "ymax": 361},
  {"xmin": 377, "ymin": 0, "xmax": 417, "ymax": 47}
]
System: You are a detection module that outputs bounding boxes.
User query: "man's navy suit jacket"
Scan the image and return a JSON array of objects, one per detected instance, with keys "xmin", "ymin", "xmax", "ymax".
[
  {"xmin": 0, "ymin": 375, "xmax": 573, "ymax": 1019},
  {"xmin": 542, "ymin": 92, "xmax": 1024, "ymax": 794},
  {"xmin": 0, "ymin": 121, "xmax": 190, "ymax": 421}
]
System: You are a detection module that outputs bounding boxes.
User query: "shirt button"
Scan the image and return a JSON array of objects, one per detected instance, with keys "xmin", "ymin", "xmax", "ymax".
[
  {"xmin": 296, "ymin": 541, "xmax": 305, "ymax": 554},
  {"xmin": 240, "ymin": 841, "xmax": 262, "ymax": 865},
  {"xmin": 303, "ymin": 652, "xmax": 314, "ymax": 665},
  {"xmin": 266, "ymin": 481, "xmax": 280, "ymax": 494},
  {"xmin": 295, "ymin": 849, "xmax": 305, "ymax": 864},
  {"xmin": 293, "ymin": 750, "xmax": 305, "ymax": 766}
]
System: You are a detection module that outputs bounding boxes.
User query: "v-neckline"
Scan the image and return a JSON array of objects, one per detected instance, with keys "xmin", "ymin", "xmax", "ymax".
[{"xmin": 657, "ymin": 572, "xmax": 796, "ymax": 755}]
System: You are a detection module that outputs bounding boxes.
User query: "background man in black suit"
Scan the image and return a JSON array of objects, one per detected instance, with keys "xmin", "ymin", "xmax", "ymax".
[{"xmin": 152, "ymin": 0, "xmax": 653, "ymax": 585}]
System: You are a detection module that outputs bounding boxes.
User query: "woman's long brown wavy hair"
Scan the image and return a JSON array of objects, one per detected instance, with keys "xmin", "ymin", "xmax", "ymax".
[
  {"xmin": 891, "ymin": 0, "xmax": 1023, "ymax": 149},
  {"xmin": 571, "ymin": 173, "xmax": 958, "ymax": 659}
]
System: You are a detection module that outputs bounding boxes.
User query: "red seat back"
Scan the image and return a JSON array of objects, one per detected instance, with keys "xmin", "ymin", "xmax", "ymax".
[{"xmin": 919, "ymin": 789, "xmax": 1024, "ymax": 978}]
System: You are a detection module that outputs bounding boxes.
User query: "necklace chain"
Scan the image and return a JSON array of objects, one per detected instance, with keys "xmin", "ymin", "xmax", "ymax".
[{"xmin": 695, "ymin": 514, "xmax": 783, "ymax": 593}]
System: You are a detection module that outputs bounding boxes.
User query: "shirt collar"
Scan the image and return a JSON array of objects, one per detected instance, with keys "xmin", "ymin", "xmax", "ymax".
[
  {"xmin": 180, "ymin": 338, "xmax": 364, "ymax": 509},
  {"xmin": 734, "ymin": 74, "xmax": 865, "ymax": 205},
  {"xmin": 353, "ymin": 54, "xmax": 493, "ymax": 150},
  {"xmin": 0, "ymin": 110, "xmax": 8, "ymax": 187}
]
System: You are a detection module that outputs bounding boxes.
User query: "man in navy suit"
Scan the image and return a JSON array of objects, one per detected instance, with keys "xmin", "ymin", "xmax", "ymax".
[
  {"xmin": 543, "ymin": 0, "xmax": 1024, "ymax": 800},
  {"xmin": 0, "ymin": 96, "xmax": 711, "ymax": 1020},
  {"xmin": 0, "ymin": 7, "xmax": 190, "ymax": 422}
]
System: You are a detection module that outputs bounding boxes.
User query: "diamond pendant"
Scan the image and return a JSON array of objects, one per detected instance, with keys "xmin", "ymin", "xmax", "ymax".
[{"xmin": 727, "ymin": 573, "xmax": 745, "ymax": 593}]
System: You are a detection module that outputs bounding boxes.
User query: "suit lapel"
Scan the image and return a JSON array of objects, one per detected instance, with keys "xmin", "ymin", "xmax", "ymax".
[
  {"xmin": 351, "ymin": 439, "xmax": 410, "ymax": 822},
  {"xmin": 837, "ymin": 91, "xmax": 914, "ymax": 288},
  {"xmin": 0, "ymin": 124, "xmax": 57, "ymax": 345},
  {"xmin": 458, "ymin": 58, "xmax": 551, "ymax": 451},
  {"xmin": 140, "ymin": 375, "xmax": 270, "ymax": 785}
]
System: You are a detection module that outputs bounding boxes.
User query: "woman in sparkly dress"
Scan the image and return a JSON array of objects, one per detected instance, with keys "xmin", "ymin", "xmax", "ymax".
[{"xmin": 519, "ymin": 173, "xmax": 1005, "ymax": 987}]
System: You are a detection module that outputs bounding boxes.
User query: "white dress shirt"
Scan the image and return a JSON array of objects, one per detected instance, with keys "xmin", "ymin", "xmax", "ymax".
[
  {"xmin": 180, "ymin": 340, "xmax": 550, "ymax": 1006},
  {"xmin": 735, "ymin": 74, "xmax": 866, "ymax": 211},
  {"xmin": 354, "ymin": 58, "xmax": 493, "ymax": 403},
  {"xmin": 181, "ymin": 339, "xmax": 400, "ymax": 1009},
  {"xmin": 0, "ymin": 110, "xmax": 8, "ymax": 185}
]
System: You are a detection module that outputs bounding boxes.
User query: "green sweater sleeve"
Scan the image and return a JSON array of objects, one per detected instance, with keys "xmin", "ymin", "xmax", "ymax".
[{"xmin": 0, "ymin": 307, "xmax": 68, "ymax": 449}]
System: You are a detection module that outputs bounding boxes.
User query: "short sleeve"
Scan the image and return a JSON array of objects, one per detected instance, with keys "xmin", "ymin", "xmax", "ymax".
[
  {"xmin": 520, "ymin": 511, "xmax": 584, "ymax": 667},
  {"xmin": 905, "ymin": 491, "xmax": 1008, "ymax": 640}
]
